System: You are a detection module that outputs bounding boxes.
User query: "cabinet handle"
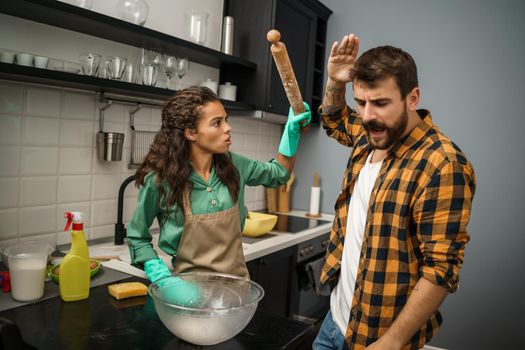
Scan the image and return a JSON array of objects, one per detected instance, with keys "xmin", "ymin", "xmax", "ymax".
[
  {"xmin": 259, "ymin": 259, "xmax": 267, "ymax": 266},
  {"xmin": 268, "ymin": 104, "xmax": 273, "ymax": 109}
]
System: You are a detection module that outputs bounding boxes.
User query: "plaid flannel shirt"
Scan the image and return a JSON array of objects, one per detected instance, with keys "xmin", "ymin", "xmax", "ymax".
[{"xmin": 320, "ymin": 106, "xmax": 476, "ymax": 350}]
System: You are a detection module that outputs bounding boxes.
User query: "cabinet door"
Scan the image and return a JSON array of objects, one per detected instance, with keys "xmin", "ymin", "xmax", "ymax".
[
  {"xmin": 254, "ymin": 246, "xmax": 297, "ymax": 317},
  {"xmin": 268, "ymin": 0, "xmax": 316, "ymax": 115}
]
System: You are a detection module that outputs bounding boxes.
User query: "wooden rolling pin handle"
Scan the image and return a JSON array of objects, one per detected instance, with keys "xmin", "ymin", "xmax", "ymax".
[{"xmin": 267, "ymin": 29, "xmax": 310, "ymax": 133}]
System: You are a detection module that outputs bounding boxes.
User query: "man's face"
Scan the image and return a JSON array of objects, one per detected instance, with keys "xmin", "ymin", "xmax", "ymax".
[
  {"xmin": 187, "ymin": 101, "xmax": 232, "ymax": 154},
  {"xmin": 353, "ymin": 76, "xmax": 409, "ymax": 150}
]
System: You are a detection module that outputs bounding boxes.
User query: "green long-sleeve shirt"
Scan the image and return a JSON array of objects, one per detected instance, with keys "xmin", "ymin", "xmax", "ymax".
[{"xmin": 127, "ymin": 152, "xmax": 290, "ymax": 265}]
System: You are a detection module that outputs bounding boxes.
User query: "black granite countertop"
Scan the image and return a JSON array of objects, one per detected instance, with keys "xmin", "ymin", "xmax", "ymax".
[{"xmin": 0, "ymin": 276, "xmax": 314, "ymax": 350}]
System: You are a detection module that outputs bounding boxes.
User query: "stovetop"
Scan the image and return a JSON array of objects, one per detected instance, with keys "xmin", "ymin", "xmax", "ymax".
[{"xmin": 269, "ymin": 212, "xmax": 329, "ymax": 234}]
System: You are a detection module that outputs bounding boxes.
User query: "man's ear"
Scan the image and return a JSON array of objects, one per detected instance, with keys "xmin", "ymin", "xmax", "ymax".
[
  {"xmin": 184, "ymin": 128, "xmax": 197, "ymax": 141},
  {"xmin": 407, "ymin": 87, "xmax": 420, "ymax": 111}
]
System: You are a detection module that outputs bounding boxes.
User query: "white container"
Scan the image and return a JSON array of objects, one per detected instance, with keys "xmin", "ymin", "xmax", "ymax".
[
  {"xmin": 4, "ymin": 242, "xmax": 53, "ymax": 302},
  {"xmin": 0, "ymin": 51, "xmax": 15, "ymax": 64},
  {"xmin": 33, "ymin": 56, "xmax": 49, "ymax": 69},
  {"xmin": 218, "ymin": 82, "xmax": 237, "ymax": 101},
  {"xmin": 199, "ymin": 78, "xmax": 218, "ymax": 94},
  {"xmin": 15, "ymin": 53, "xmax": 33, "ymax": 67}
]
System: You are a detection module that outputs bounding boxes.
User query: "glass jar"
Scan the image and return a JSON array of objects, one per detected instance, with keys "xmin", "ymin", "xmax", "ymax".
[{"xmin": 116, "ymin": 0, "xmax": 149, "ymax": 26}]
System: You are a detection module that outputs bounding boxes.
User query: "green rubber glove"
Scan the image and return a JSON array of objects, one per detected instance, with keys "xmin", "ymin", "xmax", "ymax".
[
  {"xmin": 278, "ymin": 102, "xmax": 312, "ymax": 157},
  {"xmin": 144, "ymin": 258, "xmax": 200, "ymax": 307},
  {"xmin": 144, "ymin": 258, "xmax": 171, "ymax": 282}
]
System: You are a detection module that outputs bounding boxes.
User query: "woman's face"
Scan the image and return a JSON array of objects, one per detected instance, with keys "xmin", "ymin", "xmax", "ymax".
[{"xmin": 186, "ymin": 101, "xmax": 232, "ymax": 154}]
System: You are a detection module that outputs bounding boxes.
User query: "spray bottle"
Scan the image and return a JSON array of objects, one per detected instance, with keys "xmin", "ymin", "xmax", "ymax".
[{"xmin": 60, "ymin": 211, "xmax": 90, "ymax": 302}]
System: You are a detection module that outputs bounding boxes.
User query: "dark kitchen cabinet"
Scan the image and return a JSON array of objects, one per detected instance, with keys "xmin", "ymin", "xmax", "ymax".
[
  {"xmin": 223, "ymin": 0, "xmax": 332, "ymax": 123},
  {"xmin": 247, "ymin": 245, "xmax": 297, "ymax": 318}
]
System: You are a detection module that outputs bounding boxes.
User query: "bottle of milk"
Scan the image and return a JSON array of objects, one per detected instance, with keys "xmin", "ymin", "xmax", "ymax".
[{"xmin": 60, "ymin": 211, "xmax": 90, "ymax": 302}]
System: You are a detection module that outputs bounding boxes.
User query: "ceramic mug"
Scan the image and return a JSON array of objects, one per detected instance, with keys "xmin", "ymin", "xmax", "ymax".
[
  {"xmin": 15, "ymin": 53, "xmax": 33, "ymax": 67},
  {"xmin": 33, "ymin": 56, "xmax": 49, "ymax": 69},
  {"xmin": 0, "ymin": 51, "xmax": 15, "ymax": 64}
]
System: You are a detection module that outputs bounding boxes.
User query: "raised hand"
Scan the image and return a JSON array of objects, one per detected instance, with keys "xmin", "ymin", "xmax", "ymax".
[{"xmin": 327, "ymin": 34, "xmax": 360, "ymax": 84}]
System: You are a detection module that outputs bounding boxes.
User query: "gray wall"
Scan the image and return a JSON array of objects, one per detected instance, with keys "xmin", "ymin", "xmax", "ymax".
[{"xmin": 292, "ymin": 0, "xmax": 525, "ymax": 349}]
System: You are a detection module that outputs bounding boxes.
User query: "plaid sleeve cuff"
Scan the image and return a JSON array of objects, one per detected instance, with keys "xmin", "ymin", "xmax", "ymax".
[{"xmin": 420, "ymin": 262, "xmax": 459, "ymax": 292}]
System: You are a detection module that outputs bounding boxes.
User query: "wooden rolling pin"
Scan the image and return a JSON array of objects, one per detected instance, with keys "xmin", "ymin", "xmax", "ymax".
[{"xmin": 267, "ymin": 29, "xmax": 310, "ymax": 132}]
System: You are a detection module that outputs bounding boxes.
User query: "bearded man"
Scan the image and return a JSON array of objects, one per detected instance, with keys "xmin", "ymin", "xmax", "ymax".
[{"xmin": 313, "ymin": 34, "xmax": 476, "ymax": 350}]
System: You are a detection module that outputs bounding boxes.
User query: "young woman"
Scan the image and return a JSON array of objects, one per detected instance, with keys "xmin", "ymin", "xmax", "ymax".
[{"xmin": 127, "ymin": 86, "xmax": 311, "ymax": 283}]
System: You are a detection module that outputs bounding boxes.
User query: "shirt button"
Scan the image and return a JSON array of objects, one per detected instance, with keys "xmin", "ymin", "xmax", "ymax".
[
  {"xmin": 338, "ymin": 260, "xmax": 342, "ymax": 265},
  {"xmin": 211, "ymin": 199, "xmax": 217, "ymax": 205},
  {"xmin": 206, "ymin": 187, "xmax": 212, "ymax": 192}
]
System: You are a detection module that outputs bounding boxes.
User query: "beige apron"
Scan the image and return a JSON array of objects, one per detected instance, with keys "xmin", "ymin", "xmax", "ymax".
[{"xmin": 173, "ymin": 188, "xmax": 249, "ymax": 279}]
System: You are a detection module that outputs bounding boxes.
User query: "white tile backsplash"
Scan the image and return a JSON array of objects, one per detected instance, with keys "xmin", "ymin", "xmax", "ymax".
[
  {"xmin": 21, "ymin": 147, "xmax": 58, "ymax": 175},
  {"xmin": 19, "ymin": 205, "xmax": 56, "ymax": 236},
  {"xmin": 0, "ymin": 115, "xmax": 22, "ymax": 145},
  {"xmin": 23, "ymin": 116, "xmax": 60, "ymax": 145},
  {"xmin": 59, "ymin": 148, "xmax": 93, "ymax": 174},
  {"xmin": 62, "ymin": 91, "xmax": 96, "ymax": 120},
  {"xmin": 60, "ymin": 119, "xmax": 94, "ymax": 147},
  {"xmin": 0, "ymin": 177, "xmax": 19, "ymax": 208},
  {"xmin": 92, "ymin": 174, "xmax": 122, "ymax": 200},
  {"xmin": 90, "ymin": 200, "xmax": 117, "ymax": 226},
  {"xmin": 25, "ymin": 87, "xmax": 61, "ymax": 117},
  {"xmin": 103, "ymin": 103, "xmax": 126, "ymax": 124},
  {"xmin": 0, "ymin": 82, "xmax": 23, "ymax": 114},
  {"xmin": 0, "ymin": 147, "xmax": 20, "ymax": 176},
  {"xmin": 0, "ymin": 208, "xmax": 19, "ymax": 238},
  {"xmin": 20, "ymin": 176, "xmax": 57, "ymax": 206},
  {"xmin": 58, "ymin": 175, "xmax": 91, "ymax": 203},
  {"xmin": 0, "ymin": 80, "xmax": 283, "ymax": 248}
]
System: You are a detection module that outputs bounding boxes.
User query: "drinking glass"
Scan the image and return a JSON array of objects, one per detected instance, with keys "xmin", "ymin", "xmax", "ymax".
[
  {"xmin": 107, "ymin": 55, "xmax": 127, "ymax": 80},
  {"xmin": 116, "ymin": 0, "xmax": 149, "ymax": 26},
  {"xmin": 185, "ymin": 11, "xmax": 209, "ymax": 45},
  {"xmin": 175, "ymin": 57, "xmax": 189, "ymax": 90},
  {"xmin": 163, "ymin": 55, "xmax": 178, "ymax": 90},
  {"xmin": 141, "ymin": 63, "xmax": 158, "ymax": 86},
  {"xmin": 80, "ymin": 53, "xmax": 101, "ymax": 76}
]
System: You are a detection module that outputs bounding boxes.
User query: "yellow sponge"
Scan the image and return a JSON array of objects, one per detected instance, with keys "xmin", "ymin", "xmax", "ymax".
[{"xmin": 108, "ymin": 282, "xmax": 148, "ymax": 300}]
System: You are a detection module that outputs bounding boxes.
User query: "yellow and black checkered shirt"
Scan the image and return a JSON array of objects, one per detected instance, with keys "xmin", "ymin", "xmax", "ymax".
[{"xmin": 320, "ymin": 106, "xmax": 476, "ymax": 350}]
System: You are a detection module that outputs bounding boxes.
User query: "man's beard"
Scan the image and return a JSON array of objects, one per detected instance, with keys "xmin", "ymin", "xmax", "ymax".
[{"xmin": 363, "ymin": 109, "xmax": 409, "ymax": 150}]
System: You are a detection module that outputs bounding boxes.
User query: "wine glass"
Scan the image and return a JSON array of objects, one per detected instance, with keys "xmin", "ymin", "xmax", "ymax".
[
  {"xmin": 175, "ymin": 57, "xmax": 189, "ymax": 90},
  {"xmin": 163, "ymin": 55, "xmax": 178, "ymax": 90}
]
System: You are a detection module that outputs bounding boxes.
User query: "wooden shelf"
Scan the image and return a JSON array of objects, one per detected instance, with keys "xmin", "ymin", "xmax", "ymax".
[
  {"xmin": 0, "ymin": 62, "xmax": 255, "ymax": 111},
  {"xmin": 0, "ymin": 0, "xmax": 256, "ymax": 70}
]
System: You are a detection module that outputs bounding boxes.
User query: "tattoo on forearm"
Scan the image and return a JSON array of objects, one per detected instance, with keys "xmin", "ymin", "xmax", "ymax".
[{"xmin": 322, "ymin": 81, "xmax": 346, "ymax": 115}]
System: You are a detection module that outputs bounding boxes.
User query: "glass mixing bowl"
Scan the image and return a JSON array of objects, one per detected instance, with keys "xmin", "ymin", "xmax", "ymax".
[{"xmin": 148, "ymin": 272, "xmax": 264, "ymax": 346}]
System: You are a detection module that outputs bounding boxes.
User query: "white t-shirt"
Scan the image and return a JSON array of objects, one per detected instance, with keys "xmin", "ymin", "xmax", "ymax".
[{"xmin": 330, "ymin": 152, "xmax": 383, "ymax": 334}]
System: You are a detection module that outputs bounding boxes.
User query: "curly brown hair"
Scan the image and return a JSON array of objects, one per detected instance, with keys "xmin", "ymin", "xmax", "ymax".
[{"xmin": 135, "ymin": 86, "xmax": 240, "ymax": 216}]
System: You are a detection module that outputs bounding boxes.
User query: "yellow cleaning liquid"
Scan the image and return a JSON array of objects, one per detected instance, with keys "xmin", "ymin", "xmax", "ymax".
[{"xmin": 60, "ymin": 211, "xmax": 90, "ymax": 302}]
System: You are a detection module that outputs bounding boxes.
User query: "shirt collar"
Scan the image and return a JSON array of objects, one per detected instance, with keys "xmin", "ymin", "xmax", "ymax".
[
  {"xmin": 189, "ymin": 162, "xmax": 216, "ymax": 188},
  {"xmin": 388, "ymin": 109, "xmax": 433, "ymax": 158}
]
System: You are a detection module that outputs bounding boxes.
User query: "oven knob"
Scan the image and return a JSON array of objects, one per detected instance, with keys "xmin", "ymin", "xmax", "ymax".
[
  {"xmin": 322, "ymin": 240, "xmax": 328, "ymax": 248},
  {"xmin": 308, "ymin": 246, "xmax": 314, "ymax": 254},
  {"xmin": 299, "ymin": 249, "xmax": 305, "ymax": 257}
]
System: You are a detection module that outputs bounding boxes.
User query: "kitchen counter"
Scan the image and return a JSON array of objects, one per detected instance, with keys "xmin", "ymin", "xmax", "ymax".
[
  {"xmin": 0, "ymin": 276, "xmax": 315, "ymax": 350},
  {"xmin": 85, "ymin": 210, "xmax": 334, "ymax": 278},
  {"xmin": 242, "ymin": 210, "xmax": 333, "ymax": 261}
]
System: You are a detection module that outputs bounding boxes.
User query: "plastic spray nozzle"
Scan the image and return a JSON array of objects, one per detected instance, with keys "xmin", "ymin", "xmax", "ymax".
[{"xmin": 64, "ymin": 211, "xmax": 85, "ymax": 231}]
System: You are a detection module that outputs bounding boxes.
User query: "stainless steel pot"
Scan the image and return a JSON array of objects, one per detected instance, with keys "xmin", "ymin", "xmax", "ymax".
[{"xmin": 97, "ymin": 132, "xmax": 124, "ymax": 161}]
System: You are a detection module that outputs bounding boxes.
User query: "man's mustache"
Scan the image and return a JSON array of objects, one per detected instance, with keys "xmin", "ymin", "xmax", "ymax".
[{"xmin": 363, "ymin": 119, "xmax": 386, "ymax": 131}]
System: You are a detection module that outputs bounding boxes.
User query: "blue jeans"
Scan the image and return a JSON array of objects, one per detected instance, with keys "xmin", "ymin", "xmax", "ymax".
[{"xmin": 313, "ymin": 309, "xmax": 346, "ymax": 350}]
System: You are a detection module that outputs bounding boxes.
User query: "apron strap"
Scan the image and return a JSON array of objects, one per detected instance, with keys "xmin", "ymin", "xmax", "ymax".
[{"xmin": 182, "ymin": 187, "xmax": 193, "ymax": 217}]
